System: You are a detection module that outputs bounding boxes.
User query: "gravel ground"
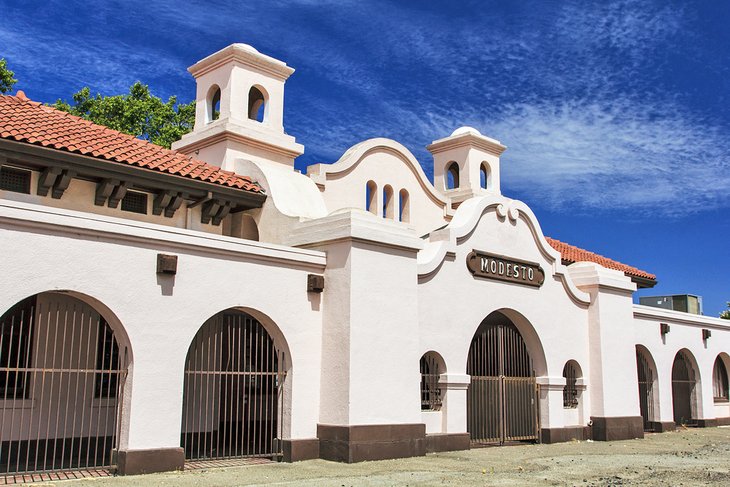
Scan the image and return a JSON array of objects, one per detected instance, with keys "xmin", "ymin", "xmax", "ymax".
[{"xmin": 22, "ymin": 426, "xmax": 730, "ymax": 486}]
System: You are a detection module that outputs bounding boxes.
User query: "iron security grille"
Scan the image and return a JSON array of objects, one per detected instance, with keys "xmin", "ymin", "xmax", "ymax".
[
  {"xmin": 0, "ymin": 167, "xmax": 31, "ymax": 194},
  {"xmin": 181, "ymin": 311, "xmax": 286, "ymax": 462},
  {"xmin": 0, "ymin": 293, "xmax": 128, "ymax": 479},
  {"xmin": 636, "ymin": 348, "xmax": 656, "ymax": 431},
  {"xmin": 120, "ymin": 191, "xmax": 148, "ymax": 214},
  {"xmin": 562, "ymin": 362, "xmax": 578, "ymax": 409},
  {"xmin": 420, "ymin": 354, "xmax": 441, "ymax": 411}
]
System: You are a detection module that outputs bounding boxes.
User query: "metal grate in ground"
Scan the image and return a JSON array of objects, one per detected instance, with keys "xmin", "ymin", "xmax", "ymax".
[
  {"xmin": 185, "ymin": 457, "xmax": 275, "ymax": 470},
  {"xmin": 1, "ymin": 468, "xmax": 112, "ymax": 485}
]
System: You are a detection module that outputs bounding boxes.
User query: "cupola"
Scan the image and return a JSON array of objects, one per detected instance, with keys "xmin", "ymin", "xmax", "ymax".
[
  {"xmin": 172, "ymin": 44, "xmax": 304, "ymax": 171},
  {"xmin": 427, "ymin": 126, "xmax": 506, "ymax": 204}
]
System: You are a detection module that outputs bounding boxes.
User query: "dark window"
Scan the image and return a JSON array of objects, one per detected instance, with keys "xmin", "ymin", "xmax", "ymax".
[
  {"xmin": 0, "ymin": 166, "xmax": 32, "ymax": 194},
  {"xmin": 713, "ymin": 357, "xmax": 729, "ymax": 402},
  {"xmin": 121, "ymin": 191, "xmax": 148, "ymax": 214},
  {"xmin": 0, "ymin": 296, "xmax": 36, "ymax": 399},
  {"xmin": 94, "ymin": 319, "xmax": 120, "ymax": 398},
  {"xmin": 563, "ymin": 361, "xmax": 579, "ymax": 408},
  {"xmin": 420, "ymin": 353, "xmax": 442, "ymax": 411}
]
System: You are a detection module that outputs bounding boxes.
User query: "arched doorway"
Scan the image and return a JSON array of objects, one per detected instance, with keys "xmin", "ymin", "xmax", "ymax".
[
  {"xmin": 636, "ymin": 346, "xmax": 658, "ymax": 431},
  {"xmin": 180, "ymin": 309, "xmax": 287, "ymax": 462},
  {"xmin": 671, "ymin": 350, "xmax": 697, "ymax": 426},
  {"xmin": 0, "ymin": 292, "xmax": 129, "ymax": 478},
  {"xmin": 466, "ymin": 311, "xmax": 539, "ymax": 445}
]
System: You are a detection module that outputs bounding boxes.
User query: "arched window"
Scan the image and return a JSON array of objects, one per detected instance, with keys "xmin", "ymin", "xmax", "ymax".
[
  {"xmin": 562, "ymin": 360, "xmax": 581, "ymax": 409},
  {"xmin": 420, "ymin": 352, "xmax": 443, "ymax": 411},
  {"xmin": 207, "ymin": 85, "xmax": 221, "ymax": 123},
  {"xmin": 248, "ymin": 86, "xmax": 266, "ymax": 122},
  {"xmin": 398, "ymin": 188, "xmax": 410, "ymax": 223},
  {"xmin": 446, "ymin": 162, "xmax": 459, "ymax": 190},
  {"xmin": 365, "ymin": 180, "xmax": 377, "ymax": 214},
  {"xmin": 713, "ymin": 356, "xmax": 729, "ymax": 402},
  {"xmin": 382, "ymin": 185, "xmax": 394, "ymax": 219},
  {"xmin": 480, "ymin": 163, "xmax": 489, "ymax": 189}
]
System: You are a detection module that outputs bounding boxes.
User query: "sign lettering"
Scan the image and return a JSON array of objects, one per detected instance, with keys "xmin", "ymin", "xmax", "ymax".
[{"xmin": 467, "ymin": 250, "xmax": 545, "ymax": 288}]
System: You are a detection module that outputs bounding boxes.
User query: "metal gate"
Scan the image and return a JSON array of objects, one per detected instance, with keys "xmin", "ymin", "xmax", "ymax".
[
  {"xmin": 671, "ymin": 351, "xmax": 696, "ymax": 426},
  {"xmin": 636, "ymin": 348, "xmax": 655, "ymax": 431},
  {"xmin": 181, "ymin": 311, "xmax": 286, "ymax": 462},
  {"xmin": 467, "ymin": 313, "xmax": 539, "ymax": 445},
  {"xmin": 0, "ymin": 293, "xmax": 128, "ymax": 479}
]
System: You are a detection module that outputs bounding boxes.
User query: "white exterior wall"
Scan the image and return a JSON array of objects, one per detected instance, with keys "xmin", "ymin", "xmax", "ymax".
[
  {"xmin": 633, "ymin": 305, "xmax": 730, "ymax": 422},
  {"xmin": 417, "ymin": 195, "xmax": 593, "ymax": 433},
  {"xmin": 0, "ymin": 199, "xmax": 326, "ymax": 451}
]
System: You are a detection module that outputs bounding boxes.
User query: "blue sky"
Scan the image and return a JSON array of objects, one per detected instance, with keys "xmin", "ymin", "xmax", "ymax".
[{"xmin": 1, "ymin": 0, "xmax": 728, "ymax": 315}]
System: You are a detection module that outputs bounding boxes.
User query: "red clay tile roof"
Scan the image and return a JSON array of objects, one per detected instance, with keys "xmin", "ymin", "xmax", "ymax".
[
  {"xmin": 0, "ymin": 92, "xmax": 262, "ymax": 193},
  {"xmin": 546, "ymin": 236, "xmax": 656, "ymax": 281}
]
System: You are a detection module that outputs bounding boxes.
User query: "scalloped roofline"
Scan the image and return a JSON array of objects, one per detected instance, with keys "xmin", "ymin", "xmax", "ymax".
[
  {"xmin": 417, "ymin": 194, "xmax": 591, "ymax": 306},
  {"xmin": 307, "ymin": 137, "xmax": 453, "ymax": 213}
]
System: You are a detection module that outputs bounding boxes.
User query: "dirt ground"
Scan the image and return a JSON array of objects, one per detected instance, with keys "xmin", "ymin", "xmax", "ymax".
[{"xmin": 25, "ymin": 426, "xmax": 730, "ymax": 486}]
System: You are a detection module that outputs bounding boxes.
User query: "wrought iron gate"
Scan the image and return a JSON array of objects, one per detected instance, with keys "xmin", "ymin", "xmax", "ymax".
[
  {"xmin": 671, "ymin": 351, "xmax": 696, "ymax": 426},
  {"xmin": 0, "ymin": 293, "xmax": 128, "ymax": 479},
  {"xmin": 636, "ymin": 348, "xmax": 655, "ymax": 431},
  {"xmin": 467, "ymin": 314, "xmax": 539, "ymax": 445},
  {"xmin": 181, "ymin": 311, "xmax": 286, "ymax": 462}
]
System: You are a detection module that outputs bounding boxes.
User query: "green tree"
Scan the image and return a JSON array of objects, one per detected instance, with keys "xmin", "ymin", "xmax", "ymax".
[
  {"xmin": 52, "ymin": 82, "xmax": 195, "ymax": 149},
  {"xmin": 0, "ymin": 58, "xmax": 17, "ymax": 94},
  {"xmin": 721, "ymin": 302, "xmax": 730, "ymax": 320}
]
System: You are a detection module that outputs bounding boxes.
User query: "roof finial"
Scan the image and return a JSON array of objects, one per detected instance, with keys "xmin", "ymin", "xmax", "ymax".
[{"xmin": 15, "ymin": 90, "xmax": 28, "ymax": 101}]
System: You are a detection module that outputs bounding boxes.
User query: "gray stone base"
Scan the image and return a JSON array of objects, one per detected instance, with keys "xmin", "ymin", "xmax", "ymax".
[{"xmin": 116, "ymin": 447, "xmax": 184, "ymax": 475}]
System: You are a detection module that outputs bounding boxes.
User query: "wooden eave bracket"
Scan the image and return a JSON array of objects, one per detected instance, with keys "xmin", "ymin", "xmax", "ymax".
[
  {"xmin": 37, "ymin": 166, "xmax": 62, "ymax": 197},
  {"xmin": 201, "ymin": 198, "xmax": 233, "ymax": 226},
  {"xmin": 153, "ymin": 190, "xmax": 186, "ymax": 218},
  {"xmin": 51, "ymin": 169, "xmax": 76, "ymax": 199},
  {"xmin": 94, "ymin": 179, "xmax": 127, "ymax": 208}
]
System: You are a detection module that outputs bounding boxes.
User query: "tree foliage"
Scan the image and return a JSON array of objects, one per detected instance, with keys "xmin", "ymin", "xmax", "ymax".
[
  {"xmin": 52, "ymin": 82, "xmax": 195, "ymax": 149},
  {"xmin": 721, "ymin": 302, "xmax": 730, "ymax": 320},
  {"xmin": 0, "ymin": 58, "xmax": 17, "ymax": 94}
]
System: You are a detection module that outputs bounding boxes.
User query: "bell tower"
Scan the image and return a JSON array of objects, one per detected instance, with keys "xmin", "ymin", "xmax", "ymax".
[
  {"xmin": 427, "ymin": 126, "xmax": 506, "ymax": 204},
  {"xmin": 172, "ymin": 44, "xmax": 304, "ymax": 171}
]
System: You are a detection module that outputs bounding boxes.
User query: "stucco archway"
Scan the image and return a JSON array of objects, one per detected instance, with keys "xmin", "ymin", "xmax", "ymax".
[
  {"xmin": 0, "ymin": 291, "xmax": 132, "ymax": 477},
  {"xmin": 636, "ymin": 345, "xmax": 660, "ymax": 431},
  {"xmin": 180, "ymin": 307, "xmax": 291, "ymax": 462},
  {"xmin": 671, "ymin": 349, "xmax": 701, "ymax": 425}
]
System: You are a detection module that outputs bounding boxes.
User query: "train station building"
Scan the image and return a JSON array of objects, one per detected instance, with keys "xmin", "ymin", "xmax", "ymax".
[{"xmin": 0, "ymin": 43, "xmax": 728, "ymax": 480}]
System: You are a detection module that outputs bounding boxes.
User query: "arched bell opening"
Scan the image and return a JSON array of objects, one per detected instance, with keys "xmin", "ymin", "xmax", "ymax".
[
  {"xmin": 180, "ymin": 308, "xmax": 288, "ymax": 462},
  {"xmin": 466, "ymin": 310, "xmax": 540, "ymax": 445}
]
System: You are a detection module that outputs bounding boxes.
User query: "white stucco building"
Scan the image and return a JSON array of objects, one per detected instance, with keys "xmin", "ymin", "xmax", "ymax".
[{"xmin": 0, "ymin": 43, "xmax": 728, "ymax": 479}]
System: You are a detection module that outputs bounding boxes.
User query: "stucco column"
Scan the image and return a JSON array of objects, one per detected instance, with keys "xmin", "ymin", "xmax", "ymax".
[
  {"xmin": 288, "ymin": 210, "xmax": 426, "ymax": 462},
  {"xmin": 439, "ymin": 373, "xmax": 470, "ymax": 433},
  {"xmin": 569, "ymin": 263, "xmax": 644, "ymax": 441}
]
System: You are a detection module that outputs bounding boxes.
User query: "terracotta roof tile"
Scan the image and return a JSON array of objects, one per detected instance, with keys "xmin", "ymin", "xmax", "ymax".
[
  {"xmin": 546, "ymin": 237, "xmax": 656, "ymax": 281},
  {"xmin": 0, "ymin": 94, "xmax": 263, "ymax": 194}
]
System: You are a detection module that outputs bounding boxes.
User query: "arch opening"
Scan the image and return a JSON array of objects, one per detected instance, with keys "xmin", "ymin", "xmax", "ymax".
[
  {"xmin": 398, "ymin": 189, "xmax": 410, "ymax": 223},
  {"xmin": 420, "ymin": 351, "xmax": 445, "ymax": 412},
  {"xmin": 0, "ymin": 292, "xmax": 130, "ymax": 477},
  {"xmin": 671, "ymin": 349, "xmax": 699, "ymax": 426},
  {"xmin": 365, "ymin": 180, "xmax": 377, "ymax": 215},
  {"xmin": 248, "ymin": 86, "xmax": 267, "ymax": 122},
  {"xmin": 636, "ymin": 345, "xmax": 659, "ymax": 431},
  {"xmin": 446, "ymin": 162, "xmax": 459, "ymax": 190},
  {"xmin": 562, "ymin": 360, "xmax": 581, "ymax": 409},
  {"xmin": 180, "ymin": 308, "xmax": 287, "ymax": 462},
  {"xmin": 207, "ymin": 85, "xmax": 221, "ymax": 123},
  {"xmin": 382, "ymin": 185, "xmax": 394, "ymax": 219},
  {"xmin": 480, "ymin": 163, "xmax": 490, "ymax": 190},
  {"xmin": 713, "ymin": 355, "xmax": 729, "ymax": 402},
  {"xmin": 466, "ymin": 311, "xmax": 540, "ymax": 445}
]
